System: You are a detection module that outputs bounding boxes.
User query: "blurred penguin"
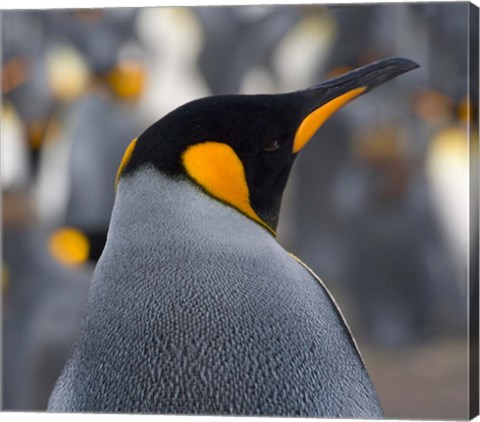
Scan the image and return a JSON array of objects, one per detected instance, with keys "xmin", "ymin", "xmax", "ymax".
[
  {"xmin": 136, "ymin": 7, "xmax": 210, "ymax": 124},
  {"xmin": 61, "ymin": 54, "xmax": 146, "ymax": 258},
  {"xmin": 195, "ymin": 6, "xmax": 299, "ymax": 95},
  {"xmin": 334, "ymin": 123, "xmax": 461, "ymax": 346},
  {"xmin": 2, "ymin": 220, "xmax": 92, "ymax": 410},
  {"xmin": 1, "ymin": 102, "xmax": 30, "ymax": 192},
  {"xmin": 35, "ymin": 9, "xmax": 146, "ymax": 254},
  {"xmin": 33, "ymin": 43, "xmax": 92, "ymax": 225},
  {"xmin": 423, "ymin": 94, "xmax": 472, "ymax": 298},
  {"xmin": 42, "ymin": 9, "xmax": 139, "ymax": 76},
  {"xmin": 2, "ymin": 10, "xmax": 54, "ymax": 178}
]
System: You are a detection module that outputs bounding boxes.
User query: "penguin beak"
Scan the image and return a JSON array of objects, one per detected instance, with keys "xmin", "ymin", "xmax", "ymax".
[{"xmin": 293, "ymin": 57, "xmax": 419, "ymax": 153}]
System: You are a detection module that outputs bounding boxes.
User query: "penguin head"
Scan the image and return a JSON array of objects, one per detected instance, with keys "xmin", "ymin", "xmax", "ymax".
[{"xmin": 118, "ymin": 57, "xmax": 418, "ymax": 235}]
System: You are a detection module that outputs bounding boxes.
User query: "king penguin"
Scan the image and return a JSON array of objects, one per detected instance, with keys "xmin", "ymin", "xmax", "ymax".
[{"xmin": 48, "ymin": 57, "xmax": 418, "ymax": 417}]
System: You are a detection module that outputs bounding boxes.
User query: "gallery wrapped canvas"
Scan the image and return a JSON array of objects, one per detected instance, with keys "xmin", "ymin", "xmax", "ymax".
[{"xmin": 1, "ymin": 1, "xmax": 478, "ymax": 419}]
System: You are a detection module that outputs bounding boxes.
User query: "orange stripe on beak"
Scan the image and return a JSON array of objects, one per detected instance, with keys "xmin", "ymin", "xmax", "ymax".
[{"xmin": 293, "ymin": 86, "xmax": 366, "ymax": 154}]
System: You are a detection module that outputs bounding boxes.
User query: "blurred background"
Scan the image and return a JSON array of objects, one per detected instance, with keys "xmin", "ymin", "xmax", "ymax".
[{"xmin": 1, "ymin": 3, "xmax": 477, "ymax": 419}]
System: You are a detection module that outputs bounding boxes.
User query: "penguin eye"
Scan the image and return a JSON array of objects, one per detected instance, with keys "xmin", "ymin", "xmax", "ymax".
[{"xmin": 263, "ymin": 139, "xmax": 280, "ymax": 152}]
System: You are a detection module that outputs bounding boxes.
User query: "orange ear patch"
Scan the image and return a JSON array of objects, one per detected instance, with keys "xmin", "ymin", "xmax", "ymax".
[
  {"xmin": 182, "ymin": 142, "xmax": 275, "ymax": 235},
  {"xmin": 293, "ymin": 87, "xmax": 366, "ymax": 153}
]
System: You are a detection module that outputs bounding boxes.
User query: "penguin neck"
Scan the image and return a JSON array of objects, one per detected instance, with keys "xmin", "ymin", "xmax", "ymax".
[{"xmin": 110, "ymin": 166, "xmax": 276, "ymax": 250}]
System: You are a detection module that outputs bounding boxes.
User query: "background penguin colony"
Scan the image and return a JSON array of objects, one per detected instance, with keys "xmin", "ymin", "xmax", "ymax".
[{"xmin": 1, "ymin": 3, "xmax": 476, "ymax": 419}]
